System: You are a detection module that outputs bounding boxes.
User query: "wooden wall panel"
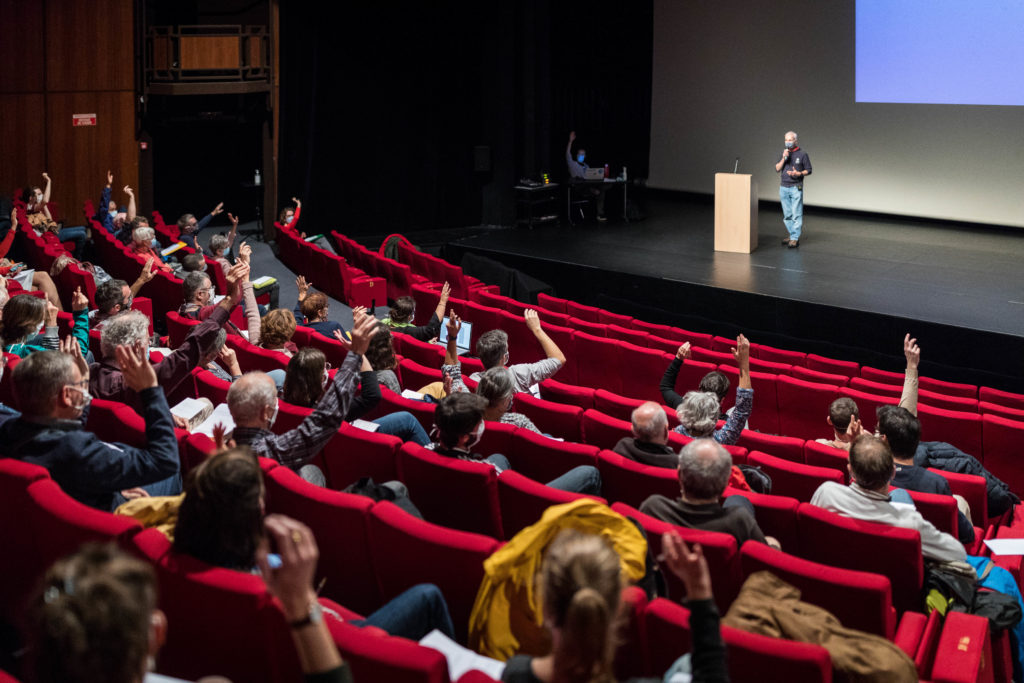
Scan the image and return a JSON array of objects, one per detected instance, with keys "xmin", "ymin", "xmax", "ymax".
[
  {"xmin": 180, "ymin": 36, "xmax": 240, "ymax": 70},
  {"xmin": 45, "ymin": 0, "xmax": 133, "ymax": 92},
  {"xmin": 0, "ymin": 0, "xmax": 45, "ymax": 94},
  {"xmin": 46, "ymin": 92, "xmax": 138, "ymax": 222},
  {"xmin": 0, "ymin": 95, "xmax": 47, "ymax": 196}
]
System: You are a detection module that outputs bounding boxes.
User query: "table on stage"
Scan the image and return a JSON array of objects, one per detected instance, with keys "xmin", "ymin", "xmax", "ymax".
[{"xmin": 566, "ymin": 178, "xmax": 629, "ymax": 224}]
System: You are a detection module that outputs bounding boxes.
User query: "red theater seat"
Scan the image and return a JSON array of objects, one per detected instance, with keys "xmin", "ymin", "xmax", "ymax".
[
  {"xmin": 735, "ymin": 430, "xmax": 805, "ymax": 463},
  {"xmin": 508, "ymin": 428, "xmax": 599, "ymax": 484},
  {"xmin": 806, "ymin": 353, "xmax": 859, "ymax": 377},
  {"xmin": 596, "ymin": 450, "xmax": 679, "ymax": 508},
  {"xmin": 539, "ymin": 378, "xmax": 595, "ymax": 409},
  {"xmin": 515, "ymin": 392, "xmax": 583, "ymax": 442},
  {"xmin": 917, "ymin": 403, "xmax": 983, "ymax": 459},
  {"xmin": 747, "ymin": 451, "xmax": 844, "ymax": 502},
  {"xmin": 776, "ymin": 375, "xmax": 841, "ymax": 441},
  {"xmin": 497, "ymin": 470, "xmax": 605, "ymax": 539},
  {"xmin": 981, "ymin": 413, "xmax": 1024, "ymax": 495}
]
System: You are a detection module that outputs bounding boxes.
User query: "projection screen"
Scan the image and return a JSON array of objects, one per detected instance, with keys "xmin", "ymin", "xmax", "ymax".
[{"xmin": 648, "ymin": 0, "xmax": 1024, "ymax": 227}]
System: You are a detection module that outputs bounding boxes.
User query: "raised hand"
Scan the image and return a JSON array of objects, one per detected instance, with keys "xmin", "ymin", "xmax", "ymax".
[
  {"xmin": 238, "ymin": 241, "xmax": 252, "ymax": 264},
  {"xmin": 116, "ymin": 341, "xmax": 157, "ymax": 392},
  {"xmin": 445, "ymin": 310, "xmax": 461, "ymax": 340},
  {"xmin": 212, "ymin": 422, "xmax": 236, "ymax": 451},
  {"xmin": 439, "ymin": 281, "xmax": 451, "ymax": 303},
  {"xmin": 676, "ymin": 342, "xmax": 691, "ymax": 361},
  {"xmin": 218, "ymin": 345, "xmax": 241, "ymax": 376},
  {"xmin": 660, "ymin": 531, "xmax": 712, "ymax": 601},
  {"xmin": 291, "ymin": 196, "xmax": 301, "ymax": 208},
  {"xmin": 348, "ymin": 308, "xmax": 379, "ymax": 356},
  {"xmin": 569, "ymin": 131, "xmax": 576, "ymax": 142},
  {"xmin": 71, "ymin": 286, "xmax": 89, "ymax": 312},
  {"xmin": 442, "ymin": 369, "xmax": 454, "ymax": 396},
  {"xmin": 42, "ymin": 172, "xmax": 50, "ymax": 182},
  {"xmin": 211, "ymin": 202, "xmax": 224, "ymax": 216},
  {"xmin": 296, "ymin": 275, "xmax": 310, "ymax": 300},
  {"xmin": 903, "ymin": 333, "xmax": 920, "ymax": 369},
  {"xmin": 524, "ymin": 308, "xmax": 542, "ymax": 332},
  {"xmin": 225, "ymin": 261, "xmax": 250, "ymax": 286},
  {"xmin": 106, "ymin": 170, "xmax": 113, "ymax": 187},
  {"xmin": 847, "ymin": 416, "xmax": 866, "ymax": 440},
  {"xmin": 46, "ymin": 300, "xmax": 59, "ymax": 326},
  {"xmin": 227, "ymin": 212, "xmax": 240, "ymax": 230},
  {"xmin": 138, "ymin": 257, "xmax": 157, "ymax": 283},
  {"xmin": 332, "ymin": 329, "xmax": 351, "ymax": 349},
  {"xmin": 60, "ymin": 334, "xmax": 89, "ymax": 379},
  {"xmin": 731, "ymin": 334, "xmax": 750, "ymax": 365},
  {"xmin": 123, "ymin": 185, "xmax": 134, "ymax": 197}
]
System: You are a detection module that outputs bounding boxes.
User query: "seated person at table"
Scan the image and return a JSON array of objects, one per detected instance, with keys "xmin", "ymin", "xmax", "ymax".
[
  {"xmin": 565, "ymin": 130, "xmax": 607, "ymax": 222},
  {"xmin": 428, "ymin": 391, "xmax": 601, "ymax": 495},
  {"xmin": 640, "ymin": 438, "xmax": 779, "ymax": 549},
  {"xmin": 380, "ymin": 282, "xmax": 450, "ymax": 342},
  {"xmin": 174, "ymin": 447, "xmax": 456, "ymax": 641}
]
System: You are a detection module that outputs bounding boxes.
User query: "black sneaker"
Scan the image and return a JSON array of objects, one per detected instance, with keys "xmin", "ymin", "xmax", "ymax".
[{"xmin": 597, "ymin": 214, "xmax": 607, "ymax": 222}]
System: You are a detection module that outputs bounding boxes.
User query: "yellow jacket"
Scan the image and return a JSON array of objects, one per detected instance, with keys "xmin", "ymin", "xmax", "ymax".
[
  {"xmin": 467, "ymin": 498, "xmax": 647, "ymax": 660},
  {"xmin": 115, "ymin": 494, "xmax": 184, "ymax": 541}
]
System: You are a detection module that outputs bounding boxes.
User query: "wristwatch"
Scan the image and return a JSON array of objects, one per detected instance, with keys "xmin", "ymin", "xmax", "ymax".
[{"xmin": 288, "ymin": 599, "xmax": 323, "ymax": 629}]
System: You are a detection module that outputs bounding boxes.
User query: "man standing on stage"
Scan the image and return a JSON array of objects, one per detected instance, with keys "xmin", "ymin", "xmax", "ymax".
[{"xmin": 775, "ymin": 131, "xmax": 812, "ymax": 248}]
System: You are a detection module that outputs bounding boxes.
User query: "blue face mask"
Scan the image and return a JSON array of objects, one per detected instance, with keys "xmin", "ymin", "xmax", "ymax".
[
  {"xmin": 109, "ymin": 210, "xmax": 117, "ymax": 217},
  {"xmin": 785, "ymin": 141, "xmax": 795, "ymax": 149},
  {"xmin": 577, "ymin": 154, "xmax": 585, "ymax": 164},
  {"xmin": 285, "ymin": 216, "xmax": 293, "ymax": 225}
]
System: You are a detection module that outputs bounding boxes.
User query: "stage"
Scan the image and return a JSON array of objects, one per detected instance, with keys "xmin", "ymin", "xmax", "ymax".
[{"xmin": 439, "ymin": 193, "xmax": 1024, "ymax": 392}]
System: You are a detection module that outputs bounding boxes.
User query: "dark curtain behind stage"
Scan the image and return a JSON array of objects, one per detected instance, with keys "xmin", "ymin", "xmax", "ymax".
[{"xmin": 278, "ymin": 1, "xmax": 652, "ymax": 238}]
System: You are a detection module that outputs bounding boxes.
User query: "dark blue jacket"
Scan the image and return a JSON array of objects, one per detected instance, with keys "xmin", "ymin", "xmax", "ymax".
[{"xmin": 0, "ymin": 386, "xmax": 179, "ymax": 511}]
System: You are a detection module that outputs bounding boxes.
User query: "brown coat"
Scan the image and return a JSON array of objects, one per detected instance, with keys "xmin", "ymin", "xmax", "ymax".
[{"xmin": 723, "ymin": 571, "xmax": 917, "ymax": 683}]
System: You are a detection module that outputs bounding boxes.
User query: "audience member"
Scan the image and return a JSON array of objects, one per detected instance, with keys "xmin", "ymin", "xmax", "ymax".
[
  {"xmin": 198, "ymin": 328, "xmax": 242, "ymax": 382},
  {"xmin": 227, "ymin": 309, "xmax": 378, "ymax": 486},
  {"xmin": 817, "ymin": 334, "xmax": 920, "ymax": 450},
  {"xmin": 179, "ymin": 262, "xmax": 260, "ymax": 342},
  {"xmin": 295, "ymin": 275, "xmax": 347, "ymax": 340},
  {"xmin": 640, "ymin": 439, "xmax": 779, "ymax": 549},
  {"xmin": 472, "ymin": 309, "xmax": 565, "ymax": 392},
  {"xmin": 501, "ymin": 529, "xmax": 728, "ymax": 683},
  {"xmin": 98, "ymin": 170, "xmax": 127, "ymax": 234},
  {"xmin": 275, "ymin": 197, "xmax": 302, "ymax": 232},
  {"xmin": 365, "ymin": 323, "xmax": 402, "ymax": 393},
  {"xmin": 673, "ymin": 335, "xmax": 752, "ymax": 445},
  {"xmin": 175, "ymin": 447, "xmax": 456, "ymax": 642},
  {"xmin": 810, "ymin": 434, "xmax": 966, "ymax": 563},
  {"xmin": 92, "ymin": 284, "xmax": 235, "ymax": 412},
  {"xmin": 442, "ymin": 313, "xmax": 541, "ymax": 433},
  {"xmin": 282, "ymin": 345, "xmax": 430, "ymax": 445},
  {"xmin": 0, "ymin": 342, "xmax": 180, "ymax": 510},
  {"xmin": 260, "ymin": 308, "xmax": 298, "ymax": 359},
  {"xmin": 879, "ymin": 404, "xmax": 975, "ymax": 543},
  {"xmin": 3, "ymin": 287, "xmax": 89, "ymax": 358},
  {"xmin": 180, "ymin": 251, "xmax": 207, "ymax": 273},
  {"xmin": 130, "ymin": 226, "xmax": 174, "ymax": 273},
  {"xmin": 380, "ymin": 282, "xmax": 450, "ymax": 342},
  {"xmin": 90, "ymin": 258, "xmax": 157, "ymax": 329},
  {"xmin": 429, "ymin": 391, "xmax": 601, "ymax": 495},
  {"xmin": 177, "ymin": 201, "xmax": 225, "ymax": 249},
  {"xmin": 613, "ymin": 401, "xmax": 675, "ymax": 468},
  {"xmin": 22, "ymin": 172, "xmax": 88, "ymax": 258}
]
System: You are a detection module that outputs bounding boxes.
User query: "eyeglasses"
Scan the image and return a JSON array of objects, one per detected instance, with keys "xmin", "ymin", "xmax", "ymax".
[{"xmin": 65, "ymin": 379, "xmax": 89, "ymax": 392}]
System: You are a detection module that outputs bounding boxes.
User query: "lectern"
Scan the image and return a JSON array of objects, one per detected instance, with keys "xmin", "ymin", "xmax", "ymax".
[{"xmin": 714, "ymin": 173, "xmax": 758, "ymax": 253}]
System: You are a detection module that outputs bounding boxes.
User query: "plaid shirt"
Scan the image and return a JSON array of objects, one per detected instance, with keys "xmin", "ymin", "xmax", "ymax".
[{"xmin": 233, "ymin": 351, "xmax": 360, "ymax": 469}]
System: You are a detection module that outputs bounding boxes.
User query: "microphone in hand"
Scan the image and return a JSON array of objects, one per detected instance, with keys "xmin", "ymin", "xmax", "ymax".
[{"xmin": 782, "ymin": 148, "xmax": 790, "ymax": 160}]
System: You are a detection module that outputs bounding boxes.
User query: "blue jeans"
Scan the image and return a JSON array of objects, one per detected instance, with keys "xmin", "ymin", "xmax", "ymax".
[
  {"xmin": 374, "ymin": 411, "xmax": 430, "ymax": 446},
  {"xmin": 723, "ymin": 492, "xmax": 757, "ymax": 518},
  {"xmin": 351, "ymin": 583, "xmax": 455, "ymax": 640},
  {"xmin": 58, "ymin": 225, "xmax": 87, "ymax": 259},
  {"xmin": 110, "ymin": 472, "xmax": 182, "ymax": 510},
  {"xmin": 779, "ymin": 185, "xmax": 803, "ymax": 240},
  {"xmin": 487, "ymin": 453, "xmax": 602, "ymax": 496},
  {"xmin": 890, "ymin": 488, "xmax": 914, "ymax": 505}
]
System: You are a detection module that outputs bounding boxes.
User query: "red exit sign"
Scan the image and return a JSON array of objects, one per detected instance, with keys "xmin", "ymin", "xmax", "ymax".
[{"xmin": 72, "ymin": 113, "xmax": 97, "ymax": 127}]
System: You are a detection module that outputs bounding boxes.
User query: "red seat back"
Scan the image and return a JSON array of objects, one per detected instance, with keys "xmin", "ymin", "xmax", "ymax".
[
  {"xmin": 539, "ymin": 378, "xmax": 595, "ymax": 410},
  {"xmin": 617, "ymin": 342, "xmax": 676, "ymax": 404},
  {"xmin": 497, "ymin": 470, "xmax": 605, "ymax": 539},
  {"xmin": 321, "ymin": 423, "xmax": 403, "ymax": 490},
  {"xmin": 596, "ymin": 450, "xmax": 679, "ymax": 508},
  {"xmin": 776, "ymin": 375, "xmax": 841, "ymax": 440},
  {"xmin": 508, "ymin": 428, "xmax": 599, "ymax": 484},
  {"xmin": 514, "ymin": 392, "xmax": 583, "ymax": 442},
  {"xmin": 917, "ymin": 403, "xmax": 983, "ymax": 458},
  {"xmin": 796, "ymin": 502, "xmax": 923, "ymax": 613},
  {"xmin": 581, "ymin": 408, "xmax": 632, "ymax": 451},
  {"xmin": 806, "ymin": 353, "xmax": 859, "ymax": 377},
  {"xmin": 802, "ymin": 440, "xmax": 850, "ymax": 482},
  {"xmin": 748, "ymin": 451, "xmax": 844, "ymax": 502},
  {"xmin": 736, "ymin": 430, "xmax": 805, "ymax": 463},
  {"xmin": 981, "ymin": 414, "xmax": 1024, "ymax": 496},
  {"xmin": 262, "ymin": 465, "xmax": 381, "ymax": 614},
  {"xmin": 367, "ymin": 501, "xmax": 500, "ymax": 643},
  {"xmin": 573, "ymin": 331, "xmax": 621, "ymax": 394},
  {"xmin": 395, "ymin": 442, "xmax": 503, "ymax": 538},
  {"xmin": 739, "ymin": 540, "xmax": 896, "ymax": 637}
]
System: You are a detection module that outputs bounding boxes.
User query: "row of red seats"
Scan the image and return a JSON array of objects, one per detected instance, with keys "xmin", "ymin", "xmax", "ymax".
[{"xmin": 275, "ymin": 225, "xmax": 385, "ymax": 310}]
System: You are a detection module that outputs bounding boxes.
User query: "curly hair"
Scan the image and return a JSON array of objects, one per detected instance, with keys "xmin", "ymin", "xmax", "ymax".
[
  {"xmin": 259, "ymin": 308, "xmax": 296, "ymax": 349},
  {"xmin": 300, "ymin": 292, "xmax": 329, "ymax": 322}
]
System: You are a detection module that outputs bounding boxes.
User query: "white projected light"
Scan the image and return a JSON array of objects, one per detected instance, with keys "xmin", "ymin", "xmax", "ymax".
[{"xmin": 856, "ymin": 0, "xmax": 1024, "ymax": 105}]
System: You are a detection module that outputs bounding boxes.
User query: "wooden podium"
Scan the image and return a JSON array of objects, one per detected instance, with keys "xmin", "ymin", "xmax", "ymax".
[{"xmin": 714, "ymin": 173, "xmax": 758, "ymax": 253}]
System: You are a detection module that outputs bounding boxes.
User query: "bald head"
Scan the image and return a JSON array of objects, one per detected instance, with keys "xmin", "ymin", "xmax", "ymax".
[
  {"xmin": 227, "ymin": 372, "xmax": 278, "ymax": 426},
  {"xmin": 677, "ymin": 438, "xmax": 732, "ymax": 502},
  {"xmin": 631, "ymin": 401, "xmax": 669, "ymax": 445},
  {"xmin": 848, "ymin": 434, "xmax": 894, "ymax": 493}
]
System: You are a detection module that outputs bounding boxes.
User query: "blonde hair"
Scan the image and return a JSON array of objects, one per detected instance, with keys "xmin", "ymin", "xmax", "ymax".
[
  {"xmin": 541, "ymin": 530, "xmax": 622, "ymax": 683},
  {"xmin": 259, "ymin": 308, "xmax": 296, "ymax": 349}
]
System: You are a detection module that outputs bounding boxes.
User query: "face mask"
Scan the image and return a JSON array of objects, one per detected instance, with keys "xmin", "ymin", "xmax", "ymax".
[
  {"xmin": 577, "ymin": 154, "xmax": 585, "ymax": 163},
  {"xmin": 35, "ymin": 192, "xmax": 43, "ymax": 202},
  {"xmin": 36, "ymin": 320, "xmax": 46, "ymax": 336},
  {"xmin": 109, "ymin": 210, "xmax": 117, "ymax": 218},
  {"xmin": 284, "ymin": 216, "xmax": 293, "ymax": 225},
  {"xmin": 322, "ymin": 370, "xmax": 330, "ymax": 388},
  {"xmin": 268, "ymin": 402, "xmax": 279, "ymax": 428},
  {"xmin": 468, "ymin": 421, "xmax": 485, "ymax": 449},
  {"xmin": 76, "ymin": 390, "xmax": 92, "ymax": 412},
  {"xmin": 785, "ymin": 141, "xmax": 795, "ymax": 149}
]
